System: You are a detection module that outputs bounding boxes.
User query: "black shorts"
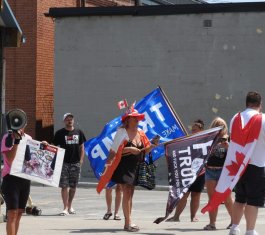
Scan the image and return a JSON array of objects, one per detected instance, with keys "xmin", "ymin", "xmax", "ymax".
[
  {"xmin": 235, "ymin": 164, "xmax": 265, "ymax": 207},
  {"xmin": 189, "ymin": 173, "xmax": 205, "ymax": 192},
  {"xmin": 1, "ymin": 174, "xmax": 30, "ymax": 211},
  {"xmin": 59, "ymin": 162, "xmax": 80, "ymax": 188}
]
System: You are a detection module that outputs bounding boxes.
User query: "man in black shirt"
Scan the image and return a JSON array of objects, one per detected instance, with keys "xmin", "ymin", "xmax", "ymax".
[{"xmin": 53, "ymin": 113, "xmax": 86, "ymax": 215}]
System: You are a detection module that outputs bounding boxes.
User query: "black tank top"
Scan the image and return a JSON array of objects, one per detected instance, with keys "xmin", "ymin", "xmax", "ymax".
[{"xmin": 207, "ymin": 139, "xmax": 228, "ymax": 167}]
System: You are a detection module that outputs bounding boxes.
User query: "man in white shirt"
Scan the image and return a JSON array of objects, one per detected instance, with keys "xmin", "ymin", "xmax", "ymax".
[{"xmin": 229, "ymin": 91, "xmax": 265, "ymax": 235}]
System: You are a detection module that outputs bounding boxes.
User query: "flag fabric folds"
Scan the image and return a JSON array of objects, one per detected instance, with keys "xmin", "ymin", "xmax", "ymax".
[
  {"xmin": 201, "ymin": 113, "xmax": 262, "ymax": 214},
  {"xmin": 154, "ymin": 127, "xmax": 221, "ymax": 224},
  {"xmin": 85, "ymin": 87, "xmax": 187, "ymax": 188}
]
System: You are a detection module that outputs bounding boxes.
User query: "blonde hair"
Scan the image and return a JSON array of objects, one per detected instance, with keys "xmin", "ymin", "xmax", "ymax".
[{"xmin": 210, "ymin": 117, "xmax": 228, "ymax": 137}]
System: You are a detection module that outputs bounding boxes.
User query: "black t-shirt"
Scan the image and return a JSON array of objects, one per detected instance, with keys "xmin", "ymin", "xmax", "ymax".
[{"xmin": 53, "ymin": 128, "xmax": 86, "ymax": 164}]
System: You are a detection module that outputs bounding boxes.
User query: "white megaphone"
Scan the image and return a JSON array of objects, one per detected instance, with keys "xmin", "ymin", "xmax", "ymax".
[{"xmin": 5, "ymin": 109, "xmax": 27, "ymax": 131}]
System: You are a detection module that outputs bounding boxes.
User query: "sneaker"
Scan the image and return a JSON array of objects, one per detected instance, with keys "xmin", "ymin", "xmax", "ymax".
[
  {"xmin": 229, "ymin": 227, "xmax": 240, "ymax": 235},
  {"xmin": 245, "ymin": 231, "xmax": 259, "ymax": 235},
  {"xmin": 68, "ymin": 208, "xmax": 76, "ymax": 214}
]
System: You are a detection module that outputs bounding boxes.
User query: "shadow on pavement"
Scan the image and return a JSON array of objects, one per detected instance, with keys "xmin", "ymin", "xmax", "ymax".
[
  {"xmin": 70, "ymin": 228, "xmax": 125, "ymax": 233},
  {"xmin": 69, "ymin": 229, "xmax": 175, "ymax": 234},
  {"xmin": 38, "ymin": 214, "xmax": 66, "ymax": 217},
  {"xmin": 167, "ymin": 227, "xmax": 227, "ymax": 232}
]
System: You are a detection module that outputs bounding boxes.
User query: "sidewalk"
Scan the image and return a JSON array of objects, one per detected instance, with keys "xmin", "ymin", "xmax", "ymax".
[{"xmin": 0, "ymin": 184, "xmax": 265, "ymax": 235}]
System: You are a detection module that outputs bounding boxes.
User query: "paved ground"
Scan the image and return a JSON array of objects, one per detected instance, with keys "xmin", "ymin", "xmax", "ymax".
[{"xmin": 0, "ymin": 183, "xmax": 265, "ymax": 235}]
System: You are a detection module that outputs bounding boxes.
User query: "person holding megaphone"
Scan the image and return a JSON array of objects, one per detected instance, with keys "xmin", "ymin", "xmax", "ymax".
[{"xmin": 0, "ymin": 109, "xmax": 47, "ymax": 235}]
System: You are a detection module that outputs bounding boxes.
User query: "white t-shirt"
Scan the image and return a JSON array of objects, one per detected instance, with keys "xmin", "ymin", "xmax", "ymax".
[{"xmin": 230, "ymin": 108, "xmax": 265, "ymax": 167}]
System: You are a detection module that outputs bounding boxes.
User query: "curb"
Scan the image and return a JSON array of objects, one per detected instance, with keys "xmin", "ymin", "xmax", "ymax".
[{"xmin": 30, "ymin": 181, "xmax": 170, "ymax": 191}]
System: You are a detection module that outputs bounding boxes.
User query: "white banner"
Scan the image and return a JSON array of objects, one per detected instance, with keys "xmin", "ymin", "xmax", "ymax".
[{"xmin": 10, "ymin": 138, "xmax": 65, "ymax": 187}]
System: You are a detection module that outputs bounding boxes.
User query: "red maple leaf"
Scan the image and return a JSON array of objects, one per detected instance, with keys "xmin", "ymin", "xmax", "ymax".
[{"xmin": 226, "ymin": 151, "xmax": 245, "ymax": 176}]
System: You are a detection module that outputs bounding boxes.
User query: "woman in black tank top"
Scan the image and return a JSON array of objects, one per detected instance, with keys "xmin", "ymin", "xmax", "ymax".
[
  {"xmin": 112, "ymin": 141, "xmax": 144, "ymax": 185},
  {"xmin": 204, "ymin": 117, "xmax": 233, "ymax": 231},
  {"xmin": 111, "ymin": 107, "xmax": 155, "ymax": 232}
]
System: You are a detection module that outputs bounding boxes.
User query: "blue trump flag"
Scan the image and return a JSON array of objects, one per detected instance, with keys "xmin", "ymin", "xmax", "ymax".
[{"xmin": 85, "ymin": 87, "xmax": 187, "ymax": 180}]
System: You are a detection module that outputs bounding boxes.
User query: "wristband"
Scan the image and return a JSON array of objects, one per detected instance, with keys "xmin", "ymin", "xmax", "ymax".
[{"xmin": 14, "ymin": 139, "xmax": 20, "ymax": 145}]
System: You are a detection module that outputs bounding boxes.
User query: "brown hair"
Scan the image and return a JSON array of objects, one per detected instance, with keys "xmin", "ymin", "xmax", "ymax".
[
  {"xmin": 193, "ymin": 119, "xmax": 204, "ymax": 130},
  {"xmin": 121, "ymin": 117, "xmax": 130, "ymax": 129},
  {"xmin": 246, "ymin": 91, "xmax": 261, "ymax": 108}
]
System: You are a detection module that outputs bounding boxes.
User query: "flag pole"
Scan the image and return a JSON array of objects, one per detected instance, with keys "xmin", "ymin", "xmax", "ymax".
[{"xmin": 158, "ymin": 86, "xmax": 188, "ymax": 135}]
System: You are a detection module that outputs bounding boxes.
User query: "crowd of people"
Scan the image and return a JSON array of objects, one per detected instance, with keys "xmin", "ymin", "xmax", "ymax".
[{"xmin": 1, "ymin": 91, "xmax": 264, "ymax": 235}]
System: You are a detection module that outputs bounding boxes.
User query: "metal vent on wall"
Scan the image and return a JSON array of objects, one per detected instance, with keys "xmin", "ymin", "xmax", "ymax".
[{"xmin": 203, "ymin": 19, "xmax": 212, "ymax": 27}]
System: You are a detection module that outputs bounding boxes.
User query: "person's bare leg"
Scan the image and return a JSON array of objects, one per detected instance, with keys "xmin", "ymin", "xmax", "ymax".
[
  {"xmin": 224, "ymin": 193, "xmax": 233, "ymax": 225},
  {"xmin": 231, "ymin": 201, "xmax": 245, "ymax": 225},
  {"xmin": 68, "ymin": 187, "xmax": 76, "ymax": 210},
  {"xmin": 205, "ymin": 180, "xmax": 218, "ymax": 227},
  {"xmin": 190, "ymin": 192, "xmax": 201, "ymax": 221},
  {"xmin": 173, "ymin": 192, "xmax": 189, "ymax": 221},
  {"xmin": 122, "ymin": 184, "xmax": 132, "ymax": 228},
  {"xmin": 15, "ymin": 209, "xmax": 24, "ymax": 235},
  {"xmin": 114, "ymin": 184, "xmax": 122, "ymax": 216},
  {"xmin": 105, "ymin": 188, "xmax": 112, "ymax": 214},
  {"xmin": 244, "ymin": 205, "xmax": 258, "ymax": 231},
  {"xmin": 6, "ymin": 209, "xmax": 18, "ymax": 235},
  {"xmin": 61, "ymin": 187, "xmax": 69, "ymax": 210},
  {"xmin": 129, "ymin": 186, "xmax": 134, "ymax": 216}
]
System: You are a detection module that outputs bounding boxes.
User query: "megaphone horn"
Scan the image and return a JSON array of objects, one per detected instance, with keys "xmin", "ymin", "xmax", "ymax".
[{"xmin": 6, "ymin": 109, "xmax": 27, "ymax": 131}]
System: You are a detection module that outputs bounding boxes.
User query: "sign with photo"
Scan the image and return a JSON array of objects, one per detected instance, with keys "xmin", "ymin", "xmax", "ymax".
[{"xmin": 10, "ymin": 138, "xmax": 65, "ymax": 187}]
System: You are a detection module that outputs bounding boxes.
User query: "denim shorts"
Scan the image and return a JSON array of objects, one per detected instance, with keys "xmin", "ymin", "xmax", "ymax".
[{"xmin": 205, "ymin": 168, "xmax": 222, "ymax": 181}]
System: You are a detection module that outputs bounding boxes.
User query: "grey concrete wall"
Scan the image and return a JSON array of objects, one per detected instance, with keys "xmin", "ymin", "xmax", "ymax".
[{"xmin": 54, "ymin": 12, "xmax": 265, "ymax": 181}]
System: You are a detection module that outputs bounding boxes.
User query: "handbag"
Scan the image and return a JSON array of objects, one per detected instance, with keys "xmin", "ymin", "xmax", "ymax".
[{"xmin": 137, "ymin": 153, "xmax": 156, "ymax": 190}]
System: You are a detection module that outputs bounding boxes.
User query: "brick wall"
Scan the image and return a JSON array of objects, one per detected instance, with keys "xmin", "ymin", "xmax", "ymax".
[
  {"xmin": 4, "ymin": 0, "xmax": 132, "ymax": 141},
  {"xmin": 86, "ymin": 0, "xmax": 133, "ymax": 7},
  {"xmin": 35, "ymin": 0, "xmax": 77, "ymax": 141},
  {"xmin": 4, "ymin": 0, "xmax": 77, "ymax": 141},
  {"xmin": 4, "ymin": 0, "xmax": 37, "ymax": 138}
]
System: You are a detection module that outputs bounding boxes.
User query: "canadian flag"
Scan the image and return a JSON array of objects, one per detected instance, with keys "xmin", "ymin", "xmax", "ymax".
[
  {"xmin": 117, "ymin": 99, "xmax": 128, "ymax": 109},
  {"xmin": 201, "ymin": 113, "xmax": 262, "ymax": 213}
]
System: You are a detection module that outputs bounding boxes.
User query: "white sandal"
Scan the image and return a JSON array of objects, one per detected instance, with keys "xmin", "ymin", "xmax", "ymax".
[
  {"xmin": 68, "ymin": 208, "xmax": 76, "ymax": 214},
  {"xmin": 59, "ymin": 209, "xmax": 69, "ymax": 216}
]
